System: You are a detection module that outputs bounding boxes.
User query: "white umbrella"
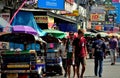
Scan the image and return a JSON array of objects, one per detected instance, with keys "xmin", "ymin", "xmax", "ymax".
[{"xmin": 97, "ymin": 32, "xmax": 108, "ymax": 37}]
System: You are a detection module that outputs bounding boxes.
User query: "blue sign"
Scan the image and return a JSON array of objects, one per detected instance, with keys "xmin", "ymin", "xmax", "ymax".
[{"xmin": 38, "ymin": 0, "xmax": 65, "ymax": 10}]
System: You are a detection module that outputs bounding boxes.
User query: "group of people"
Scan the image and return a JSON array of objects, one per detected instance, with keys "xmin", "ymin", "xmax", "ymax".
[
  {"xmin": 59, "ymin": 29, "xmax": 88, "ymax": 78},
  {"xmin": 58, "ymin": 29, "xmax": 118, "ymax": 78}
]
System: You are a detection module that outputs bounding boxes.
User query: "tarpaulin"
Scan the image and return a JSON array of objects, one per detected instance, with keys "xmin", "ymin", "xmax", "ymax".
[{"xmin": 12, "ymin": 11, "xmax": 46, "ymax": 36}]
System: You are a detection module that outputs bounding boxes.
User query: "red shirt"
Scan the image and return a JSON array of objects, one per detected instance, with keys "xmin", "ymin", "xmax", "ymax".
[{"xmin": 79, "ymin": 36, "xmax": 87, "ymax": 57}]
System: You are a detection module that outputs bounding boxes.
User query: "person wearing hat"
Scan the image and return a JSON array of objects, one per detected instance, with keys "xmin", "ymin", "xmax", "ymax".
[{"xmin": 92, "ymin": 34, "xmax": 107, "ymax": 78}]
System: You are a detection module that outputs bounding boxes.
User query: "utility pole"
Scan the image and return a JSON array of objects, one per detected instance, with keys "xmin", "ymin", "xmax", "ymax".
[{"xmin": 76, "ymin": 0, "xmax": 80, "ymax": 29}]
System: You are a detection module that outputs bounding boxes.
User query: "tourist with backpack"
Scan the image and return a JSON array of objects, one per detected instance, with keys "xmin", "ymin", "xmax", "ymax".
[{"xmin": 92, "ymin": 34, "xmax": 107, "ymax": 78}]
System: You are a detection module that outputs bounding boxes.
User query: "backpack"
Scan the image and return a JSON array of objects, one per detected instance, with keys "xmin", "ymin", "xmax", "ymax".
[{"xmin": 95, "ymin": 40, "xmax": 105, "ymax": 57}]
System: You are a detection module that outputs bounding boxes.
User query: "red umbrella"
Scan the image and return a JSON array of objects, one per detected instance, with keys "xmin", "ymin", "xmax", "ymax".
[{"xmin": 12, "ymin": 25, "xmax": 38, "ymax": 35}]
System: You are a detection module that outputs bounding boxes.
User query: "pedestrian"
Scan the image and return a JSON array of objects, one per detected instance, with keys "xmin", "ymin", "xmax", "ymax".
[
  {"xmin": 118, "ymin": 37, "xmax": 120, "ymax": 57},
  {"xmin": 92, "ymin": 34, "xmax": 107, "ymax": 77},
  {"xmin": 58, "ymin": 38, "xmax": 67, "ymax": 77},
  {"xmin": 72, "ymin": 29, "xmax": 88, "ymax": 78},
  {"xmin": 109, "ymin": 35, "xmax": 118, "ymax": 65},
  {"xmin": 66, "ymin": 31, "xmax": 75, "ymax": 78}
]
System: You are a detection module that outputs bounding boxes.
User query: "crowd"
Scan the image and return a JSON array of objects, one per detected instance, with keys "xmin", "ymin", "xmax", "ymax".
[{"xmin": 58, "ymin": 29, "xmax": 119, "ymax": 78}]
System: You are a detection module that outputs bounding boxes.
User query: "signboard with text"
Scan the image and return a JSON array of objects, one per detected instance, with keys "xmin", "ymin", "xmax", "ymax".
[
  {"xmin": 90, "ymin": 14, "xmax": 105, "ymax": 21},
  {"xmin": 34, "ymin": 16, "xmax": 48, "ymax": 23},
  {"xmin": 38, "ymin": 0, "xmax": 65, "ymax": 10}
]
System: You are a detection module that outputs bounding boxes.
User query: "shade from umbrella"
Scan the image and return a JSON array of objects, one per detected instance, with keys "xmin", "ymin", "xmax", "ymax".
[
  {"xmin": 43, "ymin": 29, "xmax": 66, "ymax": 38},
  {"xmin": 12, "ymin": 25, "xmax": 38, "ymax": 35},
  {"xmin": 0, "ymin": 33, "xmax": 35, "ymax": 44},
  {"xmin": 41, "ymin": 35, "xmax": 59, "ymax": 43}
]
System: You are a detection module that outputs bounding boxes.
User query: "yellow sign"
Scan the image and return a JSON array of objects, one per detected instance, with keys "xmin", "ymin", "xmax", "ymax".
[
  {"xmin": 7, "ymin": 65, "xmax": 30, "ymax": 68},
  {"xmin": 105, "ymin": 6, "xmax": 115, "ymax": 10},
  {"xmin": 66, "ymin": 10, "xmax": 79, "ymax": 16},
  {"xmin": 34, "ymin": 16, "xmax": 48, "ymax": 23}
]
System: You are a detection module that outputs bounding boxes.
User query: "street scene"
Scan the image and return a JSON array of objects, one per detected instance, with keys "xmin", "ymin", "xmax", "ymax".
[
  {"xmin": 0, "ymin": 0, "xmax": 120, "ymax": 78},
  {"xmin": 45, "ymin": 56, "xmax": 120, "ymax": 78}
]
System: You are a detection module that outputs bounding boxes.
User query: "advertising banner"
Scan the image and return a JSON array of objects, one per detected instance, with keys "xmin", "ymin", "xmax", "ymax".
[
  {"xmin": 66, "ymin": 0, "xmax": 74, "ymax": 4},
  {"xmin": 95, "ymin": 25, "xmax": 102, "ymax": 30},
  {"xmin": 90, "ymin": 14, "xmax": 105, "ymax": 21},
  {"xmin": 34, "ymin": 16, "xmax": 48, "ymax": 23},
  {"xmin": 38, "ymin": 0, "xmax": 65, "ymax": 10},
  {"xmin": 112, "ymin": 0, "xmax": 120, "ymax": 2}
]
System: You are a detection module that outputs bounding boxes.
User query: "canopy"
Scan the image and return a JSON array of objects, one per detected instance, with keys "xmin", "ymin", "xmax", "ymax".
[
  {"xmin": 84, "ymin": 32, "xmax": 96, "ymax": 37},
  {"xmin": 12, "ymin": 11, "xmax": 46, "ymax": 36},
  {"xmin": 12, "ymin": 25, "xmax": 38, "ymax": 35},
  {"xmin": 41, "ymin": 35, "xmax": 60, "ymax": 43},
  {"xmin": 0, "ymin": 33, "xmax": 45, "ymax": 44},
  {"xmin": 43, "ymin": 29, "xmax": 66, "ymax": 38},
  {"xmin": 97, "ymin": 32, "xmax": 108, "ymax": 37}
]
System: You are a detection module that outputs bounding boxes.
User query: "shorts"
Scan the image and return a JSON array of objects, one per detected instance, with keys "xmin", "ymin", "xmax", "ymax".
[
  {"xmin": 67, "ymin": 58, "xmax": 72, "ymax": 65},
  {"xmin": 75, "ymin": 56, "xmax": 86, "ymax": 67}
]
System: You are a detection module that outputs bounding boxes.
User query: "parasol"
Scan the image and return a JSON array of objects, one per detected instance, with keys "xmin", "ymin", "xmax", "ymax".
[
  {"xmin": 43, "ymin": 29, "xmax": 66, "ymax": 38},
  {"xmin": 12, "ymin": 25, "xmax": 38, "ymax": 35}
]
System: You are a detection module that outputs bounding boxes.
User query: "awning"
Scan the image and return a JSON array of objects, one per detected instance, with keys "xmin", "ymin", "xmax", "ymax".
[{"xmin": 47, "ymin": 11, "xmax": 76, "ymax": 23}]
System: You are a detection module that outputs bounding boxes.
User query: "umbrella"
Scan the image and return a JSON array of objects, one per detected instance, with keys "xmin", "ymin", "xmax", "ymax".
[
  {"xmin": 12, "ymin": 25, "xmax": 38, "ymax": 35},
  {"xmin": 43, "ymin": 29, "xmax": 66, "ymax": 38},
  {"xmin": 0, "ymin": 17, "xmax": 11, "ymax": 32},
  {"xmin": 97, "ymin": 32, "xmax": 108, "ymax": 37},
  {"xmin": 84, "ymin": 32, "xmax": 96, "ymax": 37}
]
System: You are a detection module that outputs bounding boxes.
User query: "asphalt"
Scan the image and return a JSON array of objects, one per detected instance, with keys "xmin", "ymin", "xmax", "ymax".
[{"xmin": 45, "ymin": 55, "xmax": 120, "ymax": 78}]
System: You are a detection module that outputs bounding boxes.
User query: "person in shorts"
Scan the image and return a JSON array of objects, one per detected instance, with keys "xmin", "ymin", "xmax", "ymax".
[
  {"xmin": 66, "ymin": 32, "xmax": 75, "ymax": 78},
  {"xmin": 72, "ymin": 29, "xmax": 88, "ymax": 78}
]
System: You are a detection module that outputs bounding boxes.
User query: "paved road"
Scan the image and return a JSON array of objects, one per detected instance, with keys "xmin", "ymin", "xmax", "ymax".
[{"xmin": 45, "ymin": 56, "xmax": 120, "ymax": 78}]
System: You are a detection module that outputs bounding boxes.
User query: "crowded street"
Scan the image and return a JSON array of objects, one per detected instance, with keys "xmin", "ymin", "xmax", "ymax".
[
  {"xmin": 45, "ymin": 56, "xmax": 120, "ymax": 78},
  {"xmin": 0, "ymin": 0, "xmax": 120, "ymax": 78}
]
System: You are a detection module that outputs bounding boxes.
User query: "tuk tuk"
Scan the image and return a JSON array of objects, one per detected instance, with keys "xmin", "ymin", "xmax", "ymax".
[
  {"xmin": 0, "ymin": 32, "xmax": 46, "ymax": 78},
  {"xmin": 41, "ymin": 35, "xmax": 62, "ymax": 76}
]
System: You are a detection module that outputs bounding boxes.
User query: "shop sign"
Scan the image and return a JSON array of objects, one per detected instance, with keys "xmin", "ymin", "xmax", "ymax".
[
  {"xmin": 90, "ymin": 14, "xmax": 105, "ymax": 21},
  {"xmin": 66, "ymin": 0, "xmax": 74, "ymax": 4},
  {"xmin": 66, "ymin": 10, "xmax": 79, "ymax": 16},
  {"xmin": 0, "ymin": 13, "xmax": 10, "ymax": 22},
  {"xmin": 113, "ymin": 27, "xmax": 119, "ymax": 32},
  {"xmin": 91, "ymin": 6, "xmax": 105, "ymax": 13},
  {"xmin": 105, "ymin": 6, "xmax": 115, "ymax": 10},
  {"xmin": 95, "ymin": 25, "xmax": 102, "ymax": 30},
  {"xmin": 34, "ymin": 16, "xmax": 48, "ymax": 23},
  {"xmin": 48, "ymin": 16, "xmax": 54, "ymax": 29},
  {"xmin": 104, "ymin": 27, "xmax": 113, "ymax": 31},
  {"xmin": 7, "ymin": 64, "xmax": 30, "ymax": 68},
  {"xmin": 38, "ymin": 0, "xmax": 65, "ymax": 10},
  {"xmin": 112, "ymin": 0, "xmax": 120, "ymax": 2},
  {"xmin": 65, "ymin": 2, "xmax": 73, "ymax": 12}
]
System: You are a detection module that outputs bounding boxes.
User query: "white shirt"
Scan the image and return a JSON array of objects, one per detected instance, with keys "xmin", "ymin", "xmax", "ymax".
[{"xmin": 59, "ymin": 43, "xmax": 67, "ymax": 59}]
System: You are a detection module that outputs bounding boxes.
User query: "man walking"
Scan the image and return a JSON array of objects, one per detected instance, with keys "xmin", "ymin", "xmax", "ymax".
[
  {"xmin": 92, "ymin": 34, "xmax": 106, "ymax": 77},
  {"xmin": 72, "ymin": 29, "xmax": 88, "ymax": 78},
  {"xmin": 109, "ymin": 36, "xmax": 118, "ymax": 65}
]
